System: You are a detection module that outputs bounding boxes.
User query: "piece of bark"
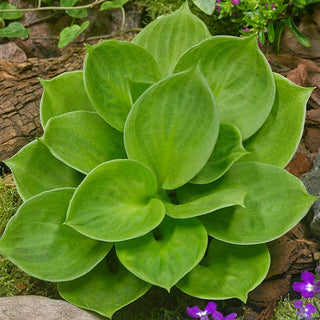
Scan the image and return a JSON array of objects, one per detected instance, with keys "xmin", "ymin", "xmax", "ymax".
[{"xmin": 0, "ymin": 49, "xmax": 85, "ymax": 163}]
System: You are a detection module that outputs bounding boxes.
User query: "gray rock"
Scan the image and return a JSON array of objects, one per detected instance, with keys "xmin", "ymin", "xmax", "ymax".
[
  {"xmin": 0, "ymin": 296, "xmax": 105, "ymax": 320},
  {"xmin": 301, "ymin": 149, "xmax": 320, "ymax": 236},
  {"xmin": 0, "ymin": 43, "xmax": 27, "ymax": 62}
]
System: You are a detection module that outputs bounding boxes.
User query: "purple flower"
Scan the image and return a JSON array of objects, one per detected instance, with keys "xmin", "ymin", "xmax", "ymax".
[
  {"xmin": 187, "ymin": 302, "xmax": 217, "ymax": 320},
  {"xmin": 294, "ymin": 300, "xmax": 317, "ymax": 319},
  {"xmin": 264, "ymin": 3, "xmax": 275, "ymax": 9},
  {"xmin": 215, "ymin": 0, "xmax": 221, "ymax": 12},
  {"xmin": 242, "ymin": 25, "xmax": 250, "ymax": 32},
  {"xmin": 212, "ymin": 311, "xmax": 237, "ymax": 320},
  {"xmin": 293, "ymin": 271, "xmax": 320, "ymax": 298},
  {"xmin": 231, "ymin": 0, "xmax": 240, "ymax": 4}
]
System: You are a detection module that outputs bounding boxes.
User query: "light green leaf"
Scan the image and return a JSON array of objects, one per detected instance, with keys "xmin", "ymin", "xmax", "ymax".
[
  {"xmin": 174, "ymin": 36, "xmax": 276, "ymax": 139},
  {"xmin": 43, "ymin": 111, "xmax": 126, "ymax": 174},
  {"xmin": 0, "ymin": 22, "xmax": 30, "ymax": 38},
  {"xmin": 4, "ymin": 140, "xmax": 84, "ymax": 201},
  {"xmin": 177, "ymin": 239, "xmax": 270, "ymax": 302},
  {"xmin": 191, "ymin": 123, "xmax": 247, "ymax": 184},
  {"xmin": 66, "ymin": 160, "xmax": 165, "ymax": 242},
  {"xmin": 0, "ymin": 188, "xmax": 112, "ymax": 281},
  {"xmin": 66, "ymin": 9, "xmax": 88, "ymax": 18},
  {"xmin": 127, "ymin": 79, "xmax": 153, "ymax": 104},
  {"xmin": 40, "ymin": 71, "xmax": 94, "ymax": 127},
  {"xmin": 200, "ymin": 162, "xmax": 318, "ymax": 244},
  {"xmin": 0, "ymin": 2, "xmax": 23, "ymax": 19},
  {"xmin": 100, "ymin": 0, "xmax": 129, "ymax": 10},
  {"xmin": 242, "ymin": 73, "xmax": 313, "ymax": 167},
  {"xmin": 116, "ymin": 217, "xmax": 208, "ymax": 291},
  {"xmin": 124, "ymin": 67, "xmax": 219, "ymax": 190},
  {"xmin": 132, "ymin": 2, "xmax": 211, "ymax": 77},
  {"xmin": 58, "ymin": 251, "xmax": 151, "ymax": 318},
  {"xmin": 58, "ymin": 21, "xmax": 89, "ymax": 48},
  {"xmin": 84, "ymin": 40, "xmax": 161, "ymax": 131},
  {"xmin": 164, "ymin": 180, "xmax": 246, "ymax": 219},
  {"xmin": 192, "ymin": 0, "xmax": 216, "ymax": 15}
]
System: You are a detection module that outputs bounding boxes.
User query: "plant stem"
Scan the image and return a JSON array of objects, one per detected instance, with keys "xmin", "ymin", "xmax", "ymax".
[
  {"xmin": 0, "ymin": 0, "xmax": 105, "ymax": 13},
  {"xmin": 120, "ymin": 6, "xmax": 125, "ymax": 33}
]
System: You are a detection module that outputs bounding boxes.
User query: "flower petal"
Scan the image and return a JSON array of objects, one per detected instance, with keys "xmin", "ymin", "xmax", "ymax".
[
  {"xmin": 301, "ymin": 271, "xmax": 315, "ymax": 284},
  {"xmin": 293, "ymin": 281, "xmax": 308, "ymax": 293},
  {"xmin": 294, "ymin": 300, "xmax": 303, "ymax": 309},
  {"xmin": 205, "ymin": 302, "xmax": 217, "ymax": 314},
  {"xmin": 225, "ymin": 313, "xmax": 237, "ymax": 320},
  {"xmin": 306, "ymin": 303, "xmax": 317, "ymax": 314},
  {"xmin": 301, "ymin": 290, "xmax": 314, "ymax": 298},
  {"xmin": 212, "ymin": 311, "xmax": 224, "ymax": 320},
  {"xmin": 187, "ymin": 306, "xmax": 202, "ymax": 318}
]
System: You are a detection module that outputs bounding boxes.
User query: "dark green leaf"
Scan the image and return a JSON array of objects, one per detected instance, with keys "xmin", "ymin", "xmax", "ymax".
[{"xmin": 286, "ymin": 17, "xmax": 311, "ymax": 47}]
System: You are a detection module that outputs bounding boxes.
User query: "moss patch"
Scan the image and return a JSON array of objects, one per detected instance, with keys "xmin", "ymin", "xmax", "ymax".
[{"xmin": 0, "ymin": 176, "xmax": 59, "ymax": 299}]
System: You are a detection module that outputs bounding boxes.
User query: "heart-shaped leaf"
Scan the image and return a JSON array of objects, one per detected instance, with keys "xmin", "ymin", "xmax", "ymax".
[
  {"xmin": 58, "ymin": 21, "xmax": 89, "ymax": 48},
  {"xmin": 242, "ymin": 73, "xmax": 313, "ymax": 167},
  {"xmin": 132, "ymin": 2, "xmax": 211, "ymax": 77},
  {"xmin": 164, "ymin": 180, "xmax": 246, "ymax": 219},
  {"xmin": 0, "ymin": 2, "xmax": 23, "ymax": 19},
  {"xmin": 4, "ymin": 140, "xmax": 84, "ymax": 201},
  {"xmin": 174, "ymin": 36, "xmax": 275, "ymax": 139},
  {"xmin": 124, "ymin": 67, "xmax": 219, "ymax": 190},
  {"xmin": 58, "ymin": 251, "xmax": 151, "ymax": 318},
  {"xmin": 0, "ymin": 22, "xmax": 30, "ymax": 38},
  {"xmin": 177, "ymin": 239, "xmax": 270, "ymax": 302},
  {"xmin": 191, "ymin": 123, "xmax": 247, "ymax": 184},
  {"xmin": 84, "ymin": 40, "xmax": 161, "ymax": 131},
  {"xmin": 66, "ymin": 160, "xmax": 165, "ymax": 242},
  {"xmin": 43, "ymin": 111, "xmax": 126, "ymax": 174},
  {"xmin": 0, "ymin": 188, "xmax": 112, "ymax": 281},
  {"xmin": 40, "ymin": 71, "xmax": 94, "ymax": 127},
  {"xmin": 116, "ymin": 217, "xmax": 208, "ymax": 291},
  {"xmin": 100, "ymin": 0, "xmax": 129, "ymax": 10},
  {"xmin": 200, "ymin": 162, "xmax": 318, "ymax": 244}
]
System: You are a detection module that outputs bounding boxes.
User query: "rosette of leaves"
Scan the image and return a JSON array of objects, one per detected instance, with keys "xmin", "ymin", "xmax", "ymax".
[{"xmin": 0, "ymin": 3, "xmax": 317, "ymax": 318}]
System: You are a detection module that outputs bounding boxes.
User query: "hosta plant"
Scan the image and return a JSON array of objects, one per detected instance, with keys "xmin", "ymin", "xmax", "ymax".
[{"xmin": 0, "ymin": 2, "xmax": 317, "ymax": 318}]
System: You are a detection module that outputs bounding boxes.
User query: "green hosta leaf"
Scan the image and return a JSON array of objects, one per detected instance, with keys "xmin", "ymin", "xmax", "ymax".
[
  {"xmin": 0, "ymin": 188, "xmax": 112, "ymax": 281},
  {"xmin": 4, "ymin": 140, "xmax": 84, "ymax": 201},
  {"xmin": 192, "ymin": 0, "xmax": 216, "ymax": 15},
  {"xmin": 116, "ymin": 217, "xmax": 207, "ymax": 291},
  {"xmin": 66, "ymin": 160, "xmax": 165, "ymax": 242},
  {"xmin": 0, "ymin": 22, "xmax": 30, "ymax": 38},
  {"xmin": 124, "ymin": 67, "xmax": 219, "ymax": 190},
  {"xmin": 200, "ymin": 162, "xmax": 317, "ymax": 244},
  {"xmin": 0, "ymin": 2, "xmax": 23, "ymax": 19},
  {"xmin": 66, "ymin": 9, "xmax": 88, "ymax": 18},
  {"xmin": 174, "ymin": 36, "xmax": 275, "ymax": 139},
  {"xmin": 242, "ymin": 73, "xmax": 313, "ymax": 167},
  {"xmin": 100, "ymin": 0, "xmax": 129, "ymax": 10},
  {"xmin": 84, "ymin": 40, "xmax": 161, "ymax": 131},
  {"xmin": 58, "ymin": 21, "xmax": 89, "ymax": 48},
  {"xmin": 177, "ymin": 239, "xmax": 270, "ymax": 302},
  {"xmin": 43, "ymin": 111, "xmax": 126, "ymax": 174},
  {"xmin": 132, "ymin": 2, "xmax": 211, "ymax": 77},
  {"xmin": 164, "ymin": 180, "xmax": 246, "ymax": 219},
  {"xmin": 40, "ymin": 71, "xmax": 94, "ymax": 127},
  {"xmin": 127, "ymin": 79, "xmax": 153, "ymax": 104},
  {"xmin": 58, "ymin": 252, "xmax": 151, "ymax": 318},
  {"xmin": 191, "ymin": 123, "xmax": 247, "ymax": 184}
]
